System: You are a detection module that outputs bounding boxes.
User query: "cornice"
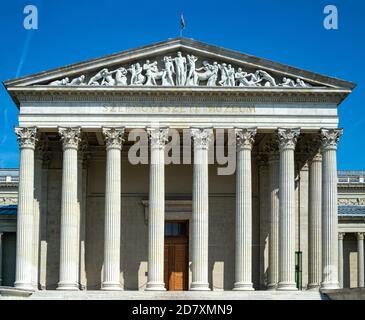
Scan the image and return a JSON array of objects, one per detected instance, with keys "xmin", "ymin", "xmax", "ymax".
[{"xmin": 8, "ymin": 86, "xmax": 349, "ymax": 107}]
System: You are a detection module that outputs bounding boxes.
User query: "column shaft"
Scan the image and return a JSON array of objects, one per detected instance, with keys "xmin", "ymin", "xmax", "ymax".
[
  {"xmin": 0, "ymin": 233, "xmax": 3, "ymax": 286},
  {"xmin": 57, "ymin": 127, "xmax": 81, "ymax": 290},
  {"xmin": 190, "ymin": 128, "xmax": 213, "ymax": 291},
  {"xmin": 233, "ymin": 128, "xmax": 256, "ymax": 290},
  {"xmin": 320, "ymin": 128, "xmax": 342, "ymax": 290},
  {"xmin": 277, "ymin": 128, "xmax": 300, "ymax": 291},
  {"xmin": 14, "ymin": 127, "xmax": 37, "ymax": 291},
  {"xmin": 357, "ymin": 233, "xmax": 364, "ymax": 288},
  {"xmin": 146, "ymin": 128, "xmax": 168, "ymax": 291},
  {"xmin": 102, "ymin": 128, "xmax": 124, "ymax": 290},
  {"xmin": 268, "ymin": 154, "xmax": 279, "ymax": 289},
  {"xmin": 308, "ymin": 154, "xmax": 322, "ymax": 289},
  {"xmin": 338, "ymin": 233, "xmax": 344, "ymax": 288}
]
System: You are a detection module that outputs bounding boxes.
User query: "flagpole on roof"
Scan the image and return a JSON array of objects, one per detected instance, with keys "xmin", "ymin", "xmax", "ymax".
[{"xmin": 180, "ymin": 12, "xmax": 185, "ymax": 37}]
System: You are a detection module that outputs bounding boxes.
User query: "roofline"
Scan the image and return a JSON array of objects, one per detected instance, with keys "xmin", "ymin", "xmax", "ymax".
[{"xmin": 3, "ymin": 37, "xmax": 356, "ymax": 90}]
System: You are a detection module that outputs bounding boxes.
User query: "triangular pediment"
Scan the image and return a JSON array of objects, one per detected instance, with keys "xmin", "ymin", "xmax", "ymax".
[{"xmin": 4, "ymin": 37, "xmax": 355, "ymax": 90}]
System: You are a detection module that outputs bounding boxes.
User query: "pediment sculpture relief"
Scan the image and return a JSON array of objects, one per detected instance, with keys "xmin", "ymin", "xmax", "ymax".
[{"xmin": 49, "ymin": 52, "xmax": 314, "ymax": 88}]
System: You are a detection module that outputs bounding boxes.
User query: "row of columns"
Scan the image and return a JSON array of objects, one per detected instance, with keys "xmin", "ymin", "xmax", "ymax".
[
  {"xmin": 13, "ymin": 126, "xmax": 342, "ymax": 291},
  {"xmin": 338, "ymin": 232, "xmax": 365, "ymax": 288}
]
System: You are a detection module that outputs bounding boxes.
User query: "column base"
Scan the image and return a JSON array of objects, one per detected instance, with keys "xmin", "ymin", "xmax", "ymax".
[
  {"xmin": 56, "ymin": 282, "xmax": 80, "ymax": 291},
  {"xmin": 145, "ymin": 282, "xmax": 166, "ymax": 291},
  {"xmin": 307, "ymin": 283, "xmax": 320, "ymax": 290},
  {"xmin": 190, "ymin": 282, "xmax": 211, "ymax": 291},
  {"xmin": 320, "ymin": 282, "xmax": 340, "ymax": 290},
  {"xmin": 233, "ymin": 282, "xmax": 254, "ymax": 291},
  {"xmin": 101, "ymin": 282, "xmax": 123, "ymax": 291},
  {"xmin": 277, "ymin": 282, "xmax": 298, "ymax": 291},
  {"xmin": 14, "ymin": 282, "xmax": 34, "ymax": 291}
]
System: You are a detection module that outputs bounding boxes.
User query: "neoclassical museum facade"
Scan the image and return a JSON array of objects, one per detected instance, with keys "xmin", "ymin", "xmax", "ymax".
[{"xmin": 1, "ymin": 38, "xmax": 359, "ymax": 293}]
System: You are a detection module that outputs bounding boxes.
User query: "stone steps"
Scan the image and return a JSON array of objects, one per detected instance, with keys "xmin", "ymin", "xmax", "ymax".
[{"xmin": 1, "ymin": 289, "xmax": 326, "ymax": 300}]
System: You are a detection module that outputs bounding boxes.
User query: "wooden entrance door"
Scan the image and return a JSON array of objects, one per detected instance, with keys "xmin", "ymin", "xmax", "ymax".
[{"xmin": 164, "ymin": 221, "xmax": 189, "ymax": 291}]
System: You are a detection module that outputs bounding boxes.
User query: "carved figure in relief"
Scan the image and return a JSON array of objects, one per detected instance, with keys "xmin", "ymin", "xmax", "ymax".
[
  {"xmin": 50, "ymin": 77, "xmax": 70, "ymax": 86},
  {"xmin": 186, "ymin": 54, "xmax": 198, "ymax": 86},
  {"xmin": 174, "ymin": 51, "xmax": 187, "ymax": 86},
  {"xmin": 227, "ymin": 64, "xmax": 235, "ymax": 87},
  {"xmin": 234, "ymin": 68, "xmax": 259, "ymax": 87},
  {"xmin": 218, "ymin": 63, "xmax": 229, "ymax": 86},
  {"xmin": 296, "ymin": 78, "xmax": 310, "ymax": 87},
  {"xmin": 143, "ymin": 60, "xmax": 164, "ymax": 86},
  {"xmin": 115, "ymin": 67, "xmax": 128, "ymax": 86},
  {"xmin": 195, "ymin": 61, "xmax": 216, "ymax": 86},
  {"xmin": 162, "ymin": 56, "xmax": 175, "ymax": 86},
  {"xmin": 69, "ymin": 75, "xmax": 86, "ymax": 86},
  {"xmin": 88, "ymin": 68, "xmax": 111, "ymax": 85},
  {"xmin": 281, "ymin": 77, "xmax": 296, "ymax": 87},
  {"xmin": 128, "ymin": 63, "xmax": 145, "ymax": 85},
  {"xmin": 253, "ymin": 70, "xmax": 277, "ymax": 87}
]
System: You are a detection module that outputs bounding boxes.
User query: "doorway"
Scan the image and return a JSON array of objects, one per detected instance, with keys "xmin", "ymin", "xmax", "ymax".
[{"xmin": 164, "ymin": 221, "xmax": 189, "ymax": 291}]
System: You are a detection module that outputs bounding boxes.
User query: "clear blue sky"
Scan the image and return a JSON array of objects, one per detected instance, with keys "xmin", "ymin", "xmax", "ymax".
[{"xmin": 0, "ymin": 0, "xmax": 364, "ymax": 169}]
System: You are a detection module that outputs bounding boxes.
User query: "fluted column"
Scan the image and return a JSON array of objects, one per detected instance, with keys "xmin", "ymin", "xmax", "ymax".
[
  {"xmin": 233, "ymin": 128, "xmax": 256, "ymax": 290},
  {"xmin": 190, "ymin": 128, "xmax": 213, "ymax": 291},
  {"xmin": 338, "ymin": 232, "xmax": 344, "ymax": 288},
  {"xmin": 14, "ymin": 127, "xmax": 37, "ymax": 290},
  {"xmin": 57, "ymin": 127, "xmax": 81, "ymax": 290},
  {"xmin": 277, "ymin": 128, "xmax": 300, "ymax": 291},
  {"xmin": 308, "ymin": 153, "xmax": 322, "ymax": 289},
  {"xmin": 145, "ymin": 127, "xmax": 169, "ymax": 291},
  {"xmin": 357, "ymin": 232, "xmax": 364, "ymax": 288},
  {"xmin": 268, "ymin": 153, "xmax": 279, "ymax": 289},
  {"xmin": 320, "ymin": 128, "xmax": 342, "ymax": 290},
  {"xmin": 101, "ymin": 127, "xmax": 124, "ymax": 290}
]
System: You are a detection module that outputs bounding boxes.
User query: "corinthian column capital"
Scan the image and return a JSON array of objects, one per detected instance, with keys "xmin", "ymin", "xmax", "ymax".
[
  {"xmin": 277, "ymin": 128, "xmax": 300, "ymax": 151},
  {"xmin": 320, "ymin": 128, "xmax": 343, "ymax": 150},
  {"xmin": 338, "ymin": 232, "xmax": 345, "ymax": 240},
  {"xmin": 58, "ymin": 127, "xmax": 81, "ymax": 150},
  {"xmin": 102, "ymin": 127, "xmax": 125, "ymax": 150},
  {"xmin": 235, "ymin": 128, "xmax": 257, "ymax": 150},
  {"xmin": 357, "ymin": 232, "xmax": 364, "ymax": 241},
  {"xmin": 15, "ymin": 127, "xmax": 38, "ymax": 149},
  {"xmin": 146, "ymin": 127, "xmax": 169, "ymax": 149},
  {"xmin": 191, "ymin": 128, "xmax": 213, "ymax": 149}
]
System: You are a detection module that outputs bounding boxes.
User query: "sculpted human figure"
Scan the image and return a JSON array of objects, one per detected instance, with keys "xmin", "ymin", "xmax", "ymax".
[
  {"xmin": 88, "ymin": 68, "xmax": 111, "ymax": 85},
  {"xmin": 173, "ymin": 51, "xmax": 187, "ymax": 86},
  {"xmin": 207, "ymin": 61, "xmax": 219, "ymax": 86},
  {"xmin": 254, "ymin": 70, "xmax": 277, "ymax": 87},
  {"xmin": 186, "ymin": 54, "xmax": 198, "ymax": 86},
  {"xmin": 69, "ymin": 75, "xmax": 86, "ymax": 86},
  {"xmin": 129, "ymin": 63, "xmax": 145, "ymax": 85},
  {"xmin": 219, "ymin": 63, "xmax": 229, "ymax": 86},
  {"xmin": 115, "ymin": 67, "xmax": 128, "ymax": 86},
  {"xmin": 296, "ymin": 78, "xmax": 309, "ymax": 87},
  {"xmin": 235, "ymin": 68, "xmax": 258, "ymax": 87},
  {"xmin": 281, "ymin": 77, "xmax": 296, "ymax": 87},
  {"xmin": 162, "ymin": 56, "xmax": 175, "ymax": 86},
  {"xmin": 143, "ymin": 60, "xmax": 163, "ymax": 86},
  {"xmin": 50, "ymin": 77, "xmax": 69, "ymax": 86},
  {"xmin": 227, "ymin": 64, "xmax": 235, "ymax": 86}
]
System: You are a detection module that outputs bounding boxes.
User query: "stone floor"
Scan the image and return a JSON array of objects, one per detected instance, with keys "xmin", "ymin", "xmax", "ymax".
[{"xmin": 0, "ymin": 287, "xmax": 327, "ymax": 300}]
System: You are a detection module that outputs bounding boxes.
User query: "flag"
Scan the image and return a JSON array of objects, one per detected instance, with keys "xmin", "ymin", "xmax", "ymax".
[{"xmin": 181, "ymin": 13, "xmax": 185, "ymax": 31}]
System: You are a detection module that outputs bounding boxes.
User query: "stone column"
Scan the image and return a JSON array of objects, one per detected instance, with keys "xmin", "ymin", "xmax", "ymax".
[
  {"xmin": 233, "ymin": 128, "xmax": 256, "ymax": 290},
  {"xmin": 32, "ymin": 140, "xmax": 45, "ymax": 290},
  {"xmin": 145, "ymin": 127, "xmax": 169, "ymax": 291},
  {"xmin": 277, "ymin": 128, "xmax": 300, "ymax": 291},
  {"xmin": 101, "ymin": 128, "xmax": 124, "ymax": 290},
  {"xmin": 57, "ymin": 127, "xmax": 81, "ymax": 290},
  {"xmin": 308, "ymin": 153, "xmax": 322, "ymax": 289},
  {"xmin": 0, "ymin": 232, "xmax": 3, "ymax": 286},
  {"xmin": 268, "ymin": 153, "xmax": 279, "ymax": 289},
  {"xmin": 14, "ymin": 127, "xmax": 37, "ymax": 290},
  {"xmin": 338, "ymin": 232, "xmax": 344, "ymax": 288},
  {"xmin": 357, "ymin": 232, "xmax": 364, "ymax": 288},
  {"xmin": 190, "ymin": 128, "xmax": 213, "ymax": 291},
  {"xmin": 320, "ymin": 128, "xmax": 342, "ymax": 290}
]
